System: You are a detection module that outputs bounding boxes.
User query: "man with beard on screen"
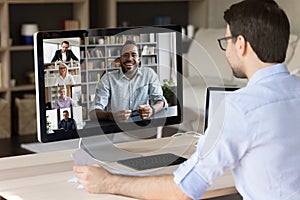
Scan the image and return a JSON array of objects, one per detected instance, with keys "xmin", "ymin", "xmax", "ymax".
[{"xmin": 89, "ymin": 40, "xmax": 167, "ymax": 122}]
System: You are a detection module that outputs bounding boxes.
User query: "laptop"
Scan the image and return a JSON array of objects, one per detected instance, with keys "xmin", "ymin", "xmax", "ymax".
[
  {"xmin": 52, "ymin": 129, "xmax": 65, "ymax": 134},
  {"xmin": 204, "ymin": 87, "xmax": 239, "ymax": 132},
  {"xmin": 190, "ymin": 86, "xmax": 239, "ymax": 157}
]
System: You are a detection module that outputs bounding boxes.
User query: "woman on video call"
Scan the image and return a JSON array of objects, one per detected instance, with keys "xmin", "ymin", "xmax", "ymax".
[{"xmin": 54, "ymin": 63, "xmax": 75, "ymax": 86}]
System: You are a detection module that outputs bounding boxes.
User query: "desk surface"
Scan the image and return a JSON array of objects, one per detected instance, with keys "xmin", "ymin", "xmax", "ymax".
[{"xmin": 0, "ymin": 136, "xmax": 237, "ymax": 200}]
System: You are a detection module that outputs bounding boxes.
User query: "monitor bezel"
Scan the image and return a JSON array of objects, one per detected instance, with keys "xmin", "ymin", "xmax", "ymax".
[{"xmin": 34, "ymin": 25, "xmax": 183, "ymax": 143}]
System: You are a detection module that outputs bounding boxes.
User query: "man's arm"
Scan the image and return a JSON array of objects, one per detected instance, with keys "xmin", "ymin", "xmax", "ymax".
[
  {"xmin": 58, "ymin": 120, "xmax": 63, "ymax": 129},
  {"xmin": 70, "ymin": 97, "xmax": 77, "ymax": 107},
  {"xmin": 73, "ymin": 165, "xmax": 191, "ymax": 200},
  {"xmin": 152, "ymin": 99, "xmax": 165, "ymax": 114},
  {"xmin": 51, "ymin": 50, "xmax": 59, "ymax": 63},
  {"xmin": 89, "ymin": 109, "xmax": 132, "ymax": 122},
  {"xmin": 72, "ymin": 118, "xmax": 77, "ymax": 130},
  {"xmin": 54, "ymin": 100, "xmax": 59, "ymax": 109},
  {"xmin": 89, "ymin": 109, "xmax": 113, "ymax": 121},
  {"xmin": 69, "ymin": 50, "xmax": 79, "ymax": 61}
]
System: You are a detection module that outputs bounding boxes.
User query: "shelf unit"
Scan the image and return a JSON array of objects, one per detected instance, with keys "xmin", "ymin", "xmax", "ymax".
[
  {"xmin": 0, "ymin": 0, "xmax": 89, "ymax": 136},
  {"xmin": 79, "ymin": 33, "xmax": 159, "ymax": 119},
  {"xmin": 97, "ymin": 0, "xmax": 207, "ymax": 29}
]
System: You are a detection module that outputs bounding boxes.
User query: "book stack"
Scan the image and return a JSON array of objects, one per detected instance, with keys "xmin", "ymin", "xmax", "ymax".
[{"xmin": 62, "ymin": 20, "xmax": 80, "ymax": 30}]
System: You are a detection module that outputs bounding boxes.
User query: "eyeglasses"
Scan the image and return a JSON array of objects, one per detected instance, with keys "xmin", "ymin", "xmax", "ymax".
[{"xmin": 217, "ymin": 36, "xmax": 237, "ymax": 51}]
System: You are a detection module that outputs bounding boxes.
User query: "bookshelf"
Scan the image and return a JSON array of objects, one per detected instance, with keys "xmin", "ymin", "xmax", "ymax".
[
  {"xmin": 0, "ymin": 0, "xmax": 89, "ymax": 137},
  {"xmin": 96, "ymin": 0, "xmax": 208, "ymax": 29},
  {"xmin": 79, "ymin": 32, "xmax": 160, "ymax": 119}
]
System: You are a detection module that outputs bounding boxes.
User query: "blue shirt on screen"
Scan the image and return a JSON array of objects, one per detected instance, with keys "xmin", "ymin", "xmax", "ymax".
[
  {"xmin": 174, "ymin": 63, "xmax": 300, "ymax": 200},
  {"xmin": 91, "ymin": 67, "xmax": 167, "ymax": 113}
]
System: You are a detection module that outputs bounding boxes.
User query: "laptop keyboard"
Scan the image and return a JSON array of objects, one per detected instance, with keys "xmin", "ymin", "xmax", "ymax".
[{"xmin": 117, "ymin": 153, "xmax": 187, "ymax": 170}]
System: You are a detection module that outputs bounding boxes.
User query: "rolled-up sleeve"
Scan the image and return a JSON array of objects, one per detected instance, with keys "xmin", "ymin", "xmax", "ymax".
[
  {"xmin": 90, "ymin": 75, "xmax": 110, "ymax": 112},
  {"xmin": 174, "ymin": 153, "xmax": 210, "ymax": 200},
  {"xmin": 173, "ymin": 98, "xmax": 249, "ymax": 199}
]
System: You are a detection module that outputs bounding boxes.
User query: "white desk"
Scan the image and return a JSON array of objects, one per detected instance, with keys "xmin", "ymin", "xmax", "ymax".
[{"xmin": 0, "ymin": 136, "xmax": 237, "ymax": 200}]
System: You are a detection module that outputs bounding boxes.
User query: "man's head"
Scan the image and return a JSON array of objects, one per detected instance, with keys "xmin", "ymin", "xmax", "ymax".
[
  {"xmin": 61, "ymin": 41, "xmax": 70, "ymax": 53},
  {"xmin": 59, "ymin": 87, "xmax": 66, "ymax": 98},
  {"xmin": 120, "ymin": 40, "xmax": 140, "ymax": 74},
  {"xmin": 222, "ymin": 0, "xmax": 290, "ymax": 78},
  {"xmin": 63, "ymin": 110, "xmax": 69, "ymax": 120}
]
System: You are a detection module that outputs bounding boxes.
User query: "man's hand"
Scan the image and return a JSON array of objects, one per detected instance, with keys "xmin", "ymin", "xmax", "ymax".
[
  {"xmin": 73, "ymin": 165, "xmax": 113, "ymax": 194},
  {"xmin": 73, "ymin": 164, "xmax": 191, "ymax": 200},
  {"xmin": 113, "ymin": 110, "xmax": 132, "ymax": 122},
  {"xmin": 137, "ymin": 105, "xmax": 153, "ymax": 119}
]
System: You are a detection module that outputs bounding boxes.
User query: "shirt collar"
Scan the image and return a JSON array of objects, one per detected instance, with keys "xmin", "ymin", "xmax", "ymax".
[
  {"xmin": 118, "ymin": 66, "xmax": 142, "ymax": 80},
  {"xmin": 247, "ymin": 63, "xmax": 289, "ymax": 86}
]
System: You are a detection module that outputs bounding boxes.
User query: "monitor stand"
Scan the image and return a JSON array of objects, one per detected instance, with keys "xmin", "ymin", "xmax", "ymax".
[{"xmin": 74, "ymin": 127, "xmax": 160, "ymax": 163}]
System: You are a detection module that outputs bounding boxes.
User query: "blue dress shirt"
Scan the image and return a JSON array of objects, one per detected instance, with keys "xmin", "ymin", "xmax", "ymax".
[
  {"xmin": 174, "ymin": 64, "xmax": 300, "ymax": 200},
  {"xmin": 91, "ymin": 67, "xmax": 167, "ymax": 113}
]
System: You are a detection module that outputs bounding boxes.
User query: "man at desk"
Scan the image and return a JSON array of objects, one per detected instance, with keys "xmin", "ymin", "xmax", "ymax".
[
  {"xmin": 74, "ymin": 1, "xmax": 300, "ymax": 199},
  {"xmin": 89, "ymin": 40, "xmax": 167, "ymax": 122},
  {"xmin": 58, "ymin": 110, "xmax": 77, "ymax": 135},
  {"xmin": 51, "ymin": 40, "xmax": 79, "ymax": 62}
]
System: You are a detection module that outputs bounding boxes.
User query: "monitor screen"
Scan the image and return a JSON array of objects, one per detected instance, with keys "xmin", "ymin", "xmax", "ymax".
[{"xmin": 34, "ymin": 25, "xmax": 183, "ymax": 143}]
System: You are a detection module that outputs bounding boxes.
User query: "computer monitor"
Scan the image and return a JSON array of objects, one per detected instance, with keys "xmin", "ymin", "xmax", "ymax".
[{"xmin": 34, "ymin": 25, "xmax": 183, "ymax": 143}]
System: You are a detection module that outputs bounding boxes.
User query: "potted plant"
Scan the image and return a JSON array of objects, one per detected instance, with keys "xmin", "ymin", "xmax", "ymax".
[
  {"xmin": 46, "ymin": 115, "xmax": 52, "ymax": 133},
  {"xmin": 162, "ymin": 79, "xmax": 176, "ymax": 106}
]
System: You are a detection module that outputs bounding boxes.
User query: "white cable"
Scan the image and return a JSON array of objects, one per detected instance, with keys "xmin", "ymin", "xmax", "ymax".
[{"xmin": 171, "ymin": 130, "xmax": 203, "ymax": 138}]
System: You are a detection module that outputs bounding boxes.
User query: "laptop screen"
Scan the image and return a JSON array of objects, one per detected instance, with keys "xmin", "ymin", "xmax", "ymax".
[{"xmin": 204, "ymin": 87, "xmax": 239, "ymax": 132}]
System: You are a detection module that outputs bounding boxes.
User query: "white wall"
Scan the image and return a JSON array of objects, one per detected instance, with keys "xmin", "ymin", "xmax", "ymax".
[
  {"xmin": 205, "ymin": 0, "xmax": 300, "ymax": 35},
  {"xmin": 206, "ymin": 0, "xmax": 238, "ymax": 29},
  {"xmin": 278, "ymin": 0, "xmax": 300, "ymax": 35}
]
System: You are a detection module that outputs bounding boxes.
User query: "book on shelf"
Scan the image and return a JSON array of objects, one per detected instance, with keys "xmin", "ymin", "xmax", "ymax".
[
  {"xmin": 86, "ymin": 50, "xmax": 91, "ymax": 58},
  {"xmin": 80, "ymin": 62, "xmax": 86, "ymax": 70},
  {"xmin": 62, "ymin": 20, "xmax": 80, "ymax": 30},
  {"xmin": 90, "ymin": 48, "xmax": 104, "ymax": 58},
  {"xmin": 87, "ymin": 62, "xmax": 93, "ymax": 70},
  {"xmin": 88, "ymin": 73, "xmax": 102, "ymax": 82},
  {"xmin": 80, "ymin": 50, "xmax": 87, "ymax": 59}
]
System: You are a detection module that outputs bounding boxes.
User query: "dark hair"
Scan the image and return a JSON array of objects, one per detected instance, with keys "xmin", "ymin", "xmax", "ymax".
[
  {"xmin": 63, "ymin": 110, "xmax": 69, "ymax": 115},
  {"xmin": 61, "ymin": 41, "xmax": 70, "ymax": 46},
  {"xmin": 121, "ymin": 40, "xmax": 140, "ymax": 55},
  {"xmin": 224, "ymin": 0, "xmax": 290, "ymax": 63}
]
